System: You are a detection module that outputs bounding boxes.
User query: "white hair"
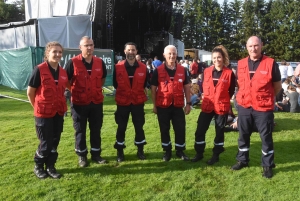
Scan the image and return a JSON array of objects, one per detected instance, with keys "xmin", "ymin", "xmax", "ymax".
[{"xmin": 164, "ymin": 45, "xmax": 177, "ymax": 54}]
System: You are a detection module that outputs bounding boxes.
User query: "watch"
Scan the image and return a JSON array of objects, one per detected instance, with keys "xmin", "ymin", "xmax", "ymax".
[{"xmin": 186, "ymin": 102, "xmax": 192, "ymax": 106}]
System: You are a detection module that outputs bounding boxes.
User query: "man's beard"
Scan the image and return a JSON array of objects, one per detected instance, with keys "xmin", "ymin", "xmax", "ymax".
[{"xmin": 126, "ymin": 54, "xmax": 135, "ymax": 60}]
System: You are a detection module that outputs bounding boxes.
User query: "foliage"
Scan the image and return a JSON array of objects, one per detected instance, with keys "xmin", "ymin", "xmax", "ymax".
[
  {"xmin": 181, "ymin": 0, "xmax": 300, "ymax": 61},
  {"xmin": 1, "ymin": 85, "xmax": 300, "ymax": 200},
  {"xmin": 0, "ymin": 0, "xmax": 24, "ymax": 24}
]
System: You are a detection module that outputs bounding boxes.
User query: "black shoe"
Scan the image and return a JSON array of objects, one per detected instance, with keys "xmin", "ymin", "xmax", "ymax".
[
  {"xmin": 162, "ymin": 150, "xmax": 172, "ymax": 162},
  {"xmin": 91, "ymin": 156, "xmax": 107, "ymax": 164},
  {"xmin": 137, "ymin": 150, "xmax": 146, "ymax": 160},
  {"xmin": 46, "ymin": 165, "xmax": 61, "ymax": 179},
  {"xmin": 78, "ymin": 156, "xmax": 88, "ymax": 167},
  {"xmin": 206, "ymin": 154, "xmax": 219, "ymax": 165},
  {"xmin": 176, "ymin": 150, "xmax": 189, "ymax": 161},
  {"xmin": 34, "ymin": 164, "xmax": 48, "ymax": 179},
  {"xmin": 231, "ymin": 161, "xmax": 248, "ymax": 170},
  {"xmin": 262, "ymin": 167, "xmax": 273, "ymax": 178},
  {"xmin": 191, "ymin": 153, "xmax": 204, "ymax": 162},
  {"xmin": 117, "ymin": 149, "xmax": 125, "ymax": 162}
]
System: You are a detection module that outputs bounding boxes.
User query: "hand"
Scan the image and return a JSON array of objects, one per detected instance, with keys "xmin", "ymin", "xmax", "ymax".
[
  {"xmin": 184, "ymin": 105, "xmax": 191, "ymax": 115},
  {"xmin": 277, "ymin": 105, "xmax": 283, "ymax": 110},
  {"xmin": 153, "ymin": 106, "xmax": 157, "ymax": 114},
  {"xmin": 231, "ymin": 121, "xmax": 238, "ymax": 129}
]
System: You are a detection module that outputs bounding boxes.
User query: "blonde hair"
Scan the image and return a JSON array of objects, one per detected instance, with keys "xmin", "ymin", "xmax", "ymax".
[
  {"xmin": 44, "ymin": 41, "xmax": 63, "ymax": 61},
  {"xmin": 212, "ymin": 45, "xmax": 229, "ymax": 67}
]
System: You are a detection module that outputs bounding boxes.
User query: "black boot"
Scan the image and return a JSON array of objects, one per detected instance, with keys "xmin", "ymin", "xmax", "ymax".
[
  {"xmin": 191, "ymin": 153, "xmax": 204, "ymax": 162},
  {"xmin": 46, "ymin": 165, "xmax": 61, "ymax": 179},
  {"xmin": 206, "ymin": 153, "xmax": 219, "ymax": 165},
  {"xmin": 137, "ymin": 146, "xmax": 146, "ymax": 160},
  {"xmin": 162, "ymin": 150, "xmax": 172, "ymax": 161},
  {"xmin": 34, "ymin": 164, "xmax": 48, "ymax": 179},
  {"xmin": 117, "ymin": 149, "xmax": 125, "ymax": 162}
]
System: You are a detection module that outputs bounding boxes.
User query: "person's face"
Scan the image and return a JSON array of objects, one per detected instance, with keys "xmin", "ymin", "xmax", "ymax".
[
  {"xmin": 246, "ymin": 36, "xmax": 262, "ymax": 60},
  {"xmin": 163, "ymin": 47, "xmax": 177, "ymax": 64},
  {"xmin": 79, "ymin": 38, "xmax": 94, "ymax": 57},
  {"xmin": 212, "ymin": 52, "xmax": 224, "ymax": 68},
  {"xmin": 124, "ymin": 45, "xmax": 137, "ymax": 61},
  {"xmin": 47, "ymin": 46, "xmax": 63, "ymax": 64},
  {"xmin": 135, "ymin": 54, "xmax": 141, "ymax": 61}
]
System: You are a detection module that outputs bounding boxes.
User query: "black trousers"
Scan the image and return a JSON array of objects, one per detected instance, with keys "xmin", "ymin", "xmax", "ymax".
[
  {"xmin": 34, "ymin": 113, "xmax": 64, "ymax": 166},
  {"xmin": 236, "ymin": 107, "xmax": 275, "ymax": 167},
  {"xmin": 71, "ymin": 102, "xmax": 103, "ymax": 157},
  {"xmin": 157, "ymin": 105, "xmax": 186, "ymax": 151},
  {"xmin": 114, "ymin": 104, "xmax": 146, "ymax": 149},
  {"xmin": 194, "ymin": 111, "xmax": 227, "ymax": 154}
]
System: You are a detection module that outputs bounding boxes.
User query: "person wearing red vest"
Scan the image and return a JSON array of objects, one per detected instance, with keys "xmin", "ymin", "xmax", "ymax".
[
  {"xmin": 231, "ymin": 36, "xmax": 282, "ymax": 178},
  {"xmin": 151, "ymin": 45, "xmax": 191, "ymax": 162},
  {"xmin": 65, "ymin": 36, "xmax": 107, "ymax": 167},
  {"xmin": 113, "ymin": 42, "xmax": 149, "ymax": 162},
  {"xmin": 27, "ymin": 42, "xmax": 68, "ymax": 179},
  {"xmin": 191, "ymin": 45, "xmax": 236, "ymax": 165},
  {"xmin": 189, "ymin": 59, "xmax": 199, "ymax": 79}
]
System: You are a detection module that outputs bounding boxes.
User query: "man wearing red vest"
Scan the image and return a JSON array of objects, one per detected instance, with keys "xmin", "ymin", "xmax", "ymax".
[
  {"xmin": 189, "ymin": 59, "xmax": 198, "ymax": 79},
  {"xmin": 151, "ymin": 45, "xmax": 191, "ymax": 161},
  {"xmin": 65, "ymin": 36, "xmax": 107, "ymax": 167},
  {"xmin": 231, "ymin": 36, "xmax": 282, "ymax": 178},
  {"xmin": 113, "ymin": 42, "xmax": 149, "ymax": 162},
  {"xmin": 191, "ymin": 45, "xmax": 236, "ymax": 165}
]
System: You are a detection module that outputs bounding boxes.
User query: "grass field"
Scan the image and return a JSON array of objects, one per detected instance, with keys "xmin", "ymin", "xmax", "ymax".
[{"xmin": 1, "ymin": 85, "xmax": 300, "ymax": 201}]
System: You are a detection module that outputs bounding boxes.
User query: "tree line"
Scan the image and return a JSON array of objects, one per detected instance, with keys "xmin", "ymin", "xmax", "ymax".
[
  {"xmin": 180, "ymin": 0, "xmax": 300, "ymax": 61},
  {"xmin": 0, "ymin": 0, "xmax": 24, "ymax": 24}
]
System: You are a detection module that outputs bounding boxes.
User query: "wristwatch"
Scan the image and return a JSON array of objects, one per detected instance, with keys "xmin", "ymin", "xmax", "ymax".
[{"xmin": 186, "ymin": 102, "xmax": 192, "ymax": 106}]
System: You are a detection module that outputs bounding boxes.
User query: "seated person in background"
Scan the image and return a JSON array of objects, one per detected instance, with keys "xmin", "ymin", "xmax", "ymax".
[
  {"xmin": 190, "ymin": 79, "xmax": 201, "ymax": 106},
  {"xmin": 285, "ymin": 85, "xmax": 300, "ymax": 113},
  {"xmin": 291, "ymin": 76, "xmax": 300, "ymax": 87},
  {"xmin": 224, "ymin": 105, "xmax": 238, "ymax": 132},
  {"xmin": 282, "ymin": 78, "xmax": 291, "ymax": 92}
]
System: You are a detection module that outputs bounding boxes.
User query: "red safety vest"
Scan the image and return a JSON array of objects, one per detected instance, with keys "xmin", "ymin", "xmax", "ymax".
[
  {"xmin": 34, "ymin": 62, "xmax": 68, "ymax": 118},
  {"xmin": 201, "ymin": 66, "xmax": 232, "ymax": 114},
  {"xmin": 236, "ymin": 55, "xmax": 274, "ymax": 111},
  {"xmin": 155, "ymin": 64, "xmax": 185, "ymax": 108},
  {"xmin": 190, "ymin": 62, "xmax": 198, "ymax": 75},
  {"xmin": 115, "ymin": 60, "xmax": 147, "ymax": 105},
  {"xmin": 70, "ymin": 54, "xmax": 104, "ymax": 105}
]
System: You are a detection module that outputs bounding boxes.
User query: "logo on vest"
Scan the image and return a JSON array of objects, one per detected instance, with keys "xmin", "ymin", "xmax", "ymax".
[
  {"xmin": 61, "ymin": 76, "xmax": 67, "ymax": 80},
  {"xmin": 260, "ymin": 71, "xmax": 267, "ymax": 75},
  {"xmin": 177, "ymin": 74, "xmax": 183, "ymax": 76},
  {"xmin": 222, "ymin": 79, "xmax": 228, "ymax": 83},
  {"xmin": 95, "ymin": 69, "xmax": 101, "ymax": 71},
  {"xmin": 138, "ymin": 73, "xmax": 144, "ymax": 76},
  {"xmin": 178, "ymin": 79, "xmax": 183, "ymax": 82}
]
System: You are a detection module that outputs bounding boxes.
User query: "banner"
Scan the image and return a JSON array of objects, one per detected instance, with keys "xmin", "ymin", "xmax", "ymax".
[{"xmin": 60, "ymin": 48, "xmax": 114, "ymax": 86}]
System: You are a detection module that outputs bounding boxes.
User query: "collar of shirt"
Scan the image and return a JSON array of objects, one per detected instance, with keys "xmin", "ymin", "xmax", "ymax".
[
  {"xmin": 125, "ymin": 60, "xmax": 139, "ymax": 68},
  {"xmin": 82, "ymin": 56, "xmax": 93, "ymax": 66},
  {"xmin": 248, "ymin": 54, "xmax": 263, "ymax": 65},
  {"xmin": 164, "ymin": 64, "xmax": 176, "ymax": 71},
  {"xmin": 213, "ymin": 66, "xmax": 223, "ymax": 72}
]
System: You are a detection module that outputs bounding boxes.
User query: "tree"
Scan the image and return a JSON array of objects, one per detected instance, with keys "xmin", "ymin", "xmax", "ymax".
[{"xmin": 0, "ymin": 0, "xmax": 24, "ymax": 24}]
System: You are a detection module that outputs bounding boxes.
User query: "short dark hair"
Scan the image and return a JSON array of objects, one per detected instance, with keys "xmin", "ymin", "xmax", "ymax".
[{"xmin": 124, "ymin": 42, "xmax": 137, "ymax": 50}]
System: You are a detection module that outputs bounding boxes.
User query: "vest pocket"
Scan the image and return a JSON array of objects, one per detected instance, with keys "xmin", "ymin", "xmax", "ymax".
[
  {"xmin": 173, "ymin": 94, "xmax": 184, "ymax": 106},
  {"xmin": 96, "ymin": 76, "xmax": 102, "ymax": 88},
  {"xmin": 37, "ymin": 102, "xmax": 53, "ymax": 115},
  {"xmin": 256, "ymin": 94, "xmax": 272, "ymax": 107},
  {"xmin": 201, "ymin": 98, "xmax": 214, "ymax": 111},
  {"xmin": 218, "ymin": 102, "xmax": 230, "ymax": 113}
]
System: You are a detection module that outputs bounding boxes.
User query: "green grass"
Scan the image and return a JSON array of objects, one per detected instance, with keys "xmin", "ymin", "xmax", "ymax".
[{"xmin": 1, "ymin": 85, "xmax": 300, "ymax": 201}]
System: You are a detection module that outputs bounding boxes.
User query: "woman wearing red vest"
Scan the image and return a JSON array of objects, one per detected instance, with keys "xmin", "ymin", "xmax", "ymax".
[
  {"xmin": 27, "ymin": 42, "xmax": 68, "ymax": 179},
  {"xmin": 191, "ymin": 45, "xmax": 236, "ymax": 165}
]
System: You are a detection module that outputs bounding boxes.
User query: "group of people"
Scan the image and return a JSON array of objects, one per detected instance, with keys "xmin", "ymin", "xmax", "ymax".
[{"xmin": 27, "ymin": 35, "xmax": 280, "ymax": 180}]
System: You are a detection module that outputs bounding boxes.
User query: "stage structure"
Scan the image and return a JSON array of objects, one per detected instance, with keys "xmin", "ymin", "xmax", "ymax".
[{"xmin": 91, "ymin": 0, "xmax": 184, "ymax": 59}]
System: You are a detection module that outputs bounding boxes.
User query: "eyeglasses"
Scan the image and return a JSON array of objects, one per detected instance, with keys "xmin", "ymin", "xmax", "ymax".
[{"xmin": 81, "ymin": 44, "xmax": 94, "ymax": 47}]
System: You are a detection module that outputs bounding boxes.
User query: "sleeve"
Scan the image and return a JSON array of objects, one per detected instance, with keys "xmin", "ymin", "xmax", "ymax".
[
  {"xmin": 229, "ymin": 71, "xmax": 236, "ymax": 98},
  {"xmin": 113, "ymin": 65, "xmax": 117, "ymax": 89},
  {"xmin": 150, "ymin": 69, "xmax": 159, "ymax": 86},
  {"xmin": 101, "ymin": 60, "xmax": 107, "ymax": 78},
  {"xmin": 28, "ymin": 66, "xmax": 41, "ymax": 88},
  {"xmin": 144, "ymin": 68, "xmax": 150, "ymax": 88},
  {"xmin": 65, "ymin": 59, "xmax": 74, "ymax": 81},
  {"xmin": 183, "ymin": 68, "xmax": 190, "ymax": 85},
  {"xmin": 272, "ymin": 61, "xmax": 281, "ymax": 82}
]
